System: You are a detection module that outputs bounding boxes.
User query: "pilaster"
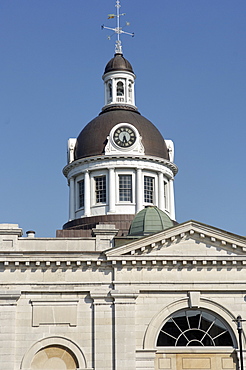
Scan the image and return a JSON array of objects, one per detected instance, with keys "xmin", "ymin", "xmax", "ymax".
[
  {"xmin": 90, "ymin": 291, "xmax": 114, "ymax": 370},
  {"xmin": 0, "ymin": 291, "xmax": 21, "ymax": 370},
  {"xmin": 111, "ymin": 289, "xmax": 139, "ymax": 370},
  {"xmin": 92, "ymin": 224, "xmax": 118, "ymax": 251}
]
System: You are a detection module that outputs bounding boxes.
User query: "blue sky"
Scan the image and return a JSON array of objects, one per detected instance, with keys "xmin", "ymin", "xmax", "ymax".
[{"xmin": 0, "ymin": 0, "xmax": 245, "ymax": 237}]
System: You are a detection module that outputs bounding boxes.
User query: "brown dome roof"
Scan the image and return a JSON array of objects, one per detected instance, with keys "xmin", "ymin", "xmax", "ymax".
[
  {"xmin": 74, "ymin": 107, "xmax": 169, "ymax": 160},
  {"xmin": 104, "ymin": 53, "xmax": 134, "ymax": 74}
]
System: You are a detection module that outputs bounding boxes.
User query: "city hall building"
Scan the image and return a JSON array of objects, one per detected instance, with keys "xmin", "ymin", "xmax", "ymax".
[{"xmin": 1, "ymin": 5, "xmax": 245, "ymax": 370}]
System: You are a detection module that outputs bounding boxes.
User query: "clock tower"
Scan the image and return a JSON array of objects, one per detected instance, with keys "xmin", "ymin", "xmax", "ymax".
[{"xmin": 62, "ymin": 2, "xmax": 178, "ymax": 236}]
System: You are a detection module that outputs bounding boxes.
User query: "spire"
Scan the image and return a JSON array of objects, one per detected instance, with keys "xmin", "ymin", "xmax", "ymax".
[{"xmin": 101, "ymin": 0, "xmax": 134, "ymax": 54}]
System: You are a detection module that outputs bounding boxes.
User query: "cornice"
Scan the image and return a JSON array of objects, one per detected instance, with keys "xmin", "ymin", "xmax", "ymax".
[
  {"xmin": 0, "ymin": 290, "xmax": 21, "ymax": 305},
  {"xmin": 63, "ymin": 154, "xmax": 178, "ymax": 177},
  {"xmin": 0, "ymin": 225, "xmax": 22, "ymax": 236},
  {"xmin": 106, "ymin": 220, "xmax": 246, "ymax": 258},
  {"xmin": 1, "ymin": 254, "xmax": 246, "ymax": 269},
  {"xmin": 108, "ymin": 255, "xmax": 246, "ymax": 268},
  {"xmin": 1, "ymin": 221, "xmax": 245, "ymax": 269}
]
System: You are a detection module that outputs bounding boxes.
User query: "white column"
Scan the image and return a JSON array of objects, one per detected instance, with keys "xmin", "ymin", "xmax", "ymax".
[
  {"xmin": 126, "ymin": 78, "xmax": 129, "ymax": 103},
  {"xmin": 84, "ymin": 170, "xmax": 91, "ymax": 217},
  {"xmin": 112, "ymin": 79, "xmax": 116, "ymax": 104},
  {"xmin": 108, "ymin": 167, "xmax": 116, "ymax": 213},
  {"xmin": 123, "ymin": 79, "xmax": 126, "ymax": 103},
  {"xmin": 169, "ymin": 178, "xmax": 176, "ymax": 220},
  {"xmin": 158, "ymin": 172, "xmax": 165, "ymax": 211},
  {"xmin": 132, "ymin": 81, "xmax": 135, "ymax": 106},
  {"xmin": 136, "ymin": 168, "xmax": 143, "ymax": 213},
  {"xmin": 164, "ymin": 181, "xmax": 168, "ymax": 210},
  {"xmin": 69, "ymin": 177, "xmax": 75, "ymax": 221},
  {"xmin": 104, "ymin": 80, "xmax": 107, "ymax": 106}
]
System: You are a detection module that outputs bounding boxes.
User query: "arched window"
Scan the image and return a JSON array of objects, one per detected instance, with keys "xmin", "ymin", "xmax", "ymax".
[
  {"xmin": 107, "ymin": 81, "xmax": 112, "ymax": 104},
  {"xmin": 30, "ymin": 345, "xmax": 79, "ymax": 369},
  {"xmin": 108, "ymin": 82, "xmax": 112, "ymax": 98},
  {"xmin": 157, "ymin": 309, "xmax": 234, "ymax": 347},
  {"xmin": 117, "ymin": 81, "xmax": 124, "ymax": 96},
  {"xmin": 128, "ymin": 82, "xmax": 132, "ymax": 102}
]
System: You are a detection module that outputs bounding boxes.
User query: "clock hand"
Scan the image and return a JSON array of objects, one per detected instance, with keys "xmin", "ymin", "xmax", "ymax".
[{"xmin": 123, "ymin": 135, "xmax": 127, "ymax": 143}]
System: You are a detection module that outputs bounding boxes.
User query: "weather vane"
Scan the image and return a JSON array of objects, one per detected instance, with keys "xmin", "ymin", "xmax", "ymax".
[{"xmin": 101, "ymin": 0, "xmax": 134, "ymax": 54}]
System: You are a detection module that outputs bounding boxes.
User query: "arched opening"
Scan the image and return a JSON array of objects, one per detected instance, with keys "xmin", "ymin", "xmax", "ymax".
[
  {"xmin": 30, "ymin": 345, "xmax": 79, "ymax": 370},
  {"xmin": 107, "ymin": 81, "xmax": 112, "ymax": 103},
  {"xmin": 128, "ymin": 82, "xmax": 132, "ymax": 102},
  {"xmin": 116, "ymin": 81, "xmax": 124, "ymax": 102},
  {"xmin": 21, "ymin": 336, "xmax": 86, "ymax": 370},
  {"xmin": 155, "ymin": 309, "xmax": 238, "ymax": 370},
  {"xmin": 157, "ymin": 309, "xmax": 234, "ymax": 347},
  {"xmin": 117, "ymin": 81, "xmax": 124, "ymax": 96}
]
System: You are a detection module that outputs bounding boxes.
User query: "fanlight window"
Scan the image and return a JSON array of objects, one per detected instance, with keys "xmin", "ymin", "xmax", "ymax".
[{"xmin": 157, "ymin": 310, "xmax": 234, "ymax": 347}]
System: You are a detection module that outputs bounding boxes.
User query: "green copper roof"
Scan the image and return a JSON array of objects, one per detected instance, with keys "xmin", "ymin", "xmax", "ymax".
[{"xmin": 128, "ymin": 206, "xmax": 175, "ymax": 236}]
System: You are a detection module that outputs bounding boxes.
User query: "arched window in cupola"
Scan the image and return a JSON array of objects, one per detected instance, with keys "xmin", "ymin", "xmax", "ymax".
[
  {"xmin": 128, "ymin": 82, "xmax": 132, "ymax": 102},
  {"xmin": 116, "ymin": 81, "xmax": 124, "ymax": 102},
  {"xmin": 107, "ymin": 81, "xmax": 112, "ymax": 103}
]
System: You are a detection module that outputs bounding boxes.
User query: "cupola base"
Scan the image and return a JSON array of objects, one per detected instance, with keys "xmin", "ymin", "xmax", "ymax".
[{"xmin": 58, "ymin": 214, "xmax": 135, "ymax": 237}]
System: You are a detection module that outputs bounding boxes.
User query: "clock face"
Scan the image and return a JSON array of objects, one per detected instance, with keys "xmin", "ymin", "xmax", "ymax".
[{"xmin": 113, "ymin": 126, "xmax": 136, "ymax": 148}]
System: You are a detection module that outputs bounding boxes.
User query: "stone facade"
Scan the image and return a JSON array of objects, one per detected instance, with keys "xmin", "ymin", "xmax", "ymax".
[
  {"xmin": 1, "ymin": 6, "xmax": 244, "ymax": 369},
  {"xmin": 0, "ymin": 221, "xmax": 245, "ymax": 369}
]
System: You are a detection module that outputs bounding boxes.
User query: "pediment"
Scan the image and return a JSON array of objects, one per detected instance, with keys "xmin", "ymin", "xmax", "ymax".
[{"xmin": 106, "ymin": 221, "xmax": 246, "ymax": 265}]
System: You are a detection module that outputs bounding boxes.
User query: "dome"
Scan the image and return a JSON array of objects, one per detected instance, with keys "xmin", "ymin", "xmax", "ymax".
[
  {"xmin": 128, "ymin": 206, "xmax": 175, "ymax": 236},
  {"xmin": 104, "ymin": 53, "xmax": 134, "ymax": 74},
  {"xmin": 74, "ymin": 107, "xmax": 170, "ymax": 160}
]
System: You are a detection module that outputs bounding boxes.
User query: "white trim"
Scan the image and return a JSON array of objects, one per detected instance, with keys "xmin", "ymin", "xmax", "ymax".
[{"xmin": 64, "ymin": 156, "xmax": 177, "ymax": 179}]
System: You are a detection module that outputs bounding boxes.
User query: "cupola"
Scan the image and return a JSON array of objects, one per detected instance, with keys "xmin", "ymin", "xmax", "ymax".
[
  {"xmin": 128, "ymin": 206, "xmax": 175, "ymax": 236},
  {"xmin": 61, "ymin": 0, "xmax": 178, "ymax": 237},
  {"xmin": 102, "ymin": 53, "xmax": 136, "ymax": 108}
]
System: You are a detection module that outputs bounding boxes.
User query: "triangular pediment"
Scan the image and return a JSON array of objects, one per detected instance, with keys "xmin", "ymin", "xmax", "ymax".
[{"xmin": 106, "ymin": 221, "xmax": 246, "ymax": 264}]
